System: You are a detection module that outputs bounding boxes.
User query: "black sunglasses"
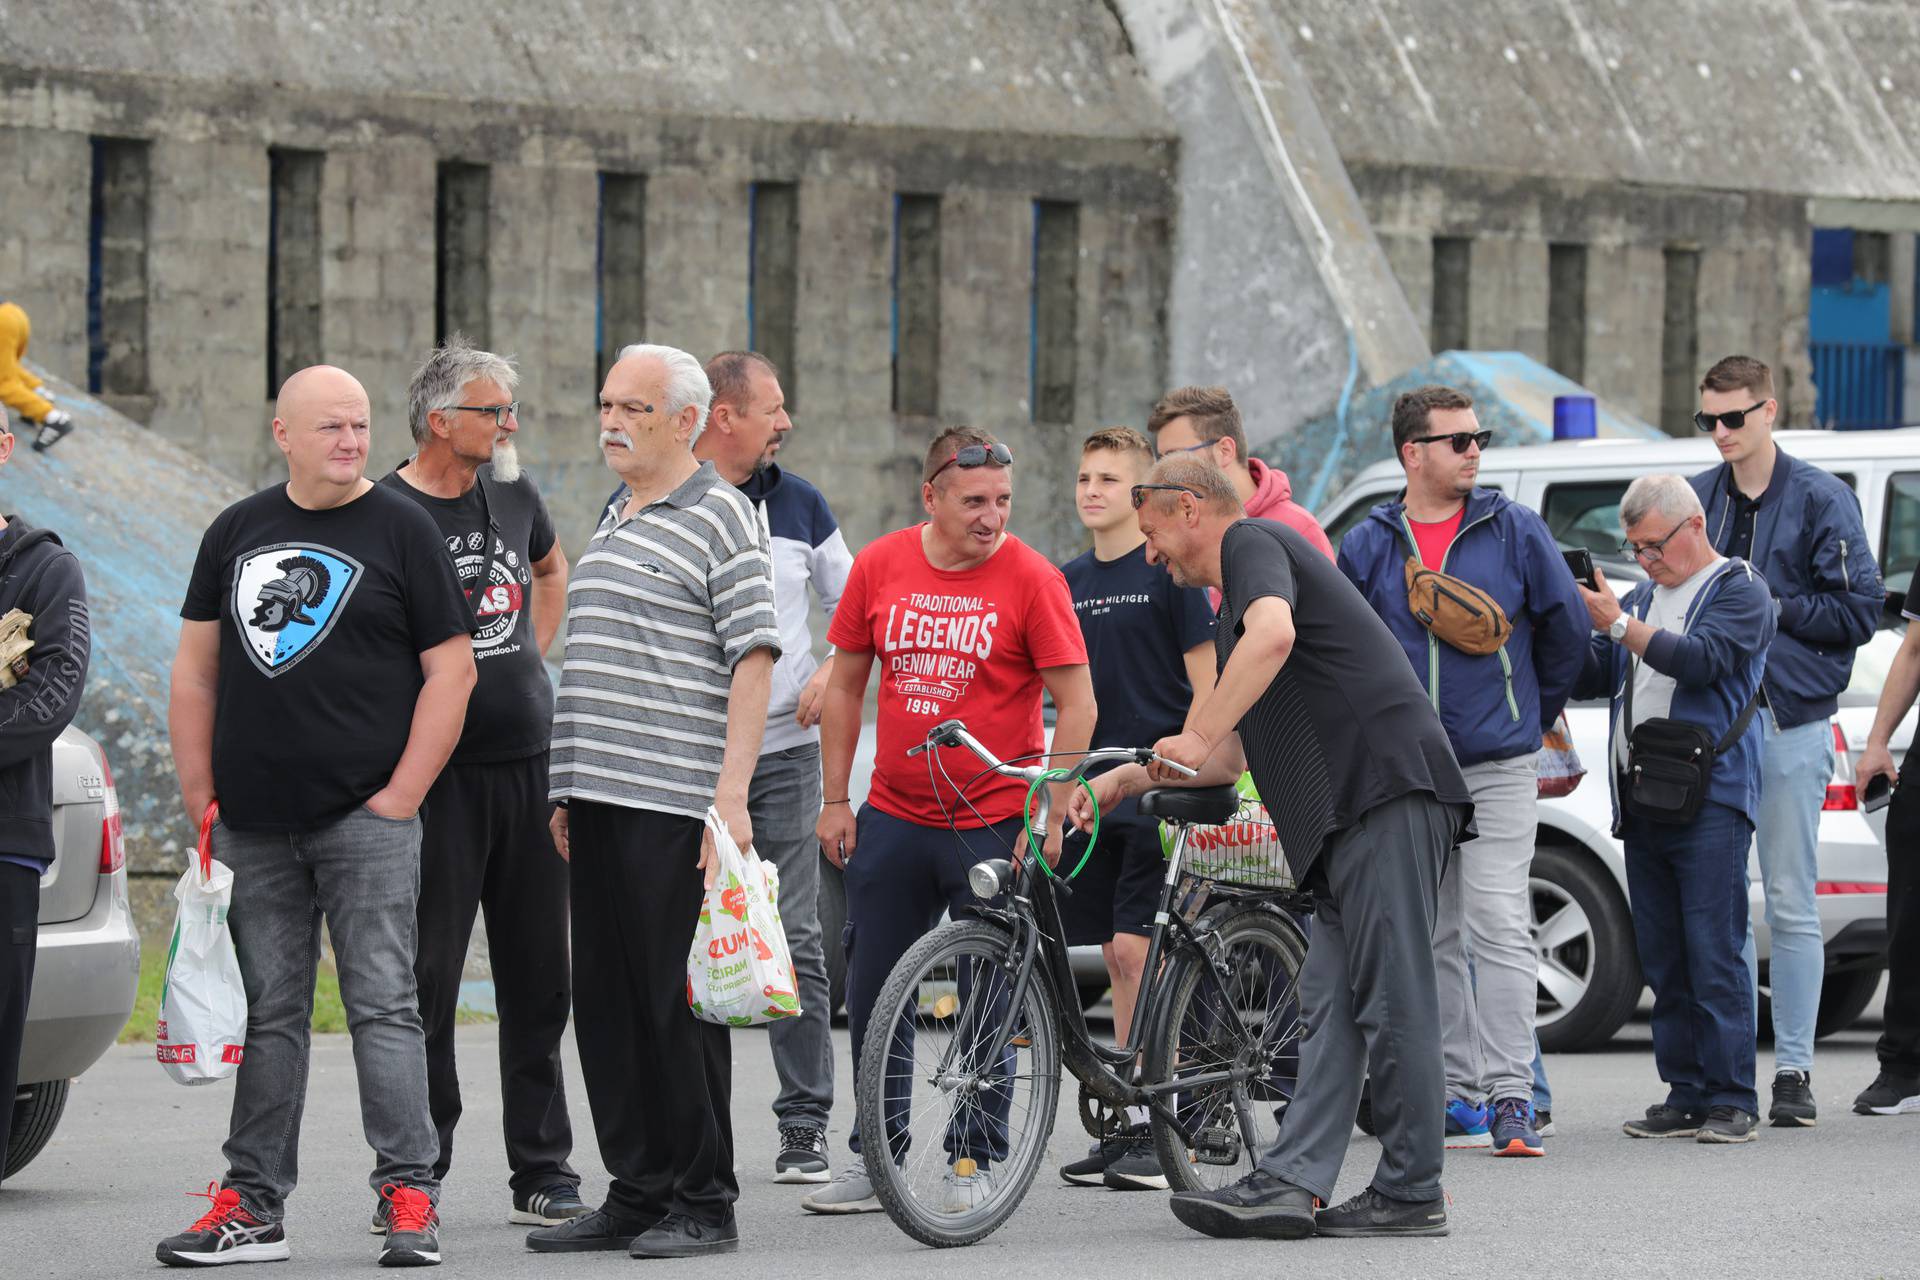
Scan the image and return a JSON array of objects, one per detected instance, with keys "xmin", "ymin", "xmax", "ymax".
[
  {"xmin": 927, "ymin": 441, "xmax": 1013, "ymax": 482},
  {"xmin": 1693, "ymin": 401, "xmax": 1767, "ymax": 433},
  {"xmin": 1407, "ymin": 429, "xmax": 1492, "ymax": 454},
  {"xmin": 1131, "ymin": 482, "xmax": 1204, "ymax": 509}
]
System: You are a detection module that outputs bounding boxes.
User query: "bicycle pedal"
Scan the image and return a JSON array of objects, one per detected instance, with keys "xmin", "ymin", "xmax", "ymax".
[
  {"xmin": 1193, "ymin": 1125, "xmax": 1242, "ymax": 1166},
  {"xmin": 1008, "ymin": 1033, "xmax": 1032, "ymax": 1048}
]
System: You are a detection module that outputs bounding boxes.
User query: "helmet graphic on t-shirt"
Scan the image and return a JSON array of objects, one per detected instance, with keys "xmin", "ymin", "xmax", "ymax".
[
  {"xmin": 230, "ymin": 543, "xmax": 364, "ymax": 678},
  {"xmin": 248, "ymin": 555, "xmax": 331, "ymax": 631}
]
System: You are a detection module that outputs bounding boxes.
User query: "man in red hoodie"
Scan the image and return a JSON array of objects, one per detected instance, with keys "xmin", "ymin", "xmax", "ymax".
[{"xmin": 1148, "ymin": 386, "xmax": 1334, "ymax": 562}]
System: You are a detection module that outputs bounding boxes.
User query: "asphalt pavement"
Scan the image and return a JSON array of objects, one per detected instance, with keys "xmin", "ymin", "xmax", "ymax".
[{"xmin": 6, "ymin": 1004, "xmax": 1916, "ymax": 1279}]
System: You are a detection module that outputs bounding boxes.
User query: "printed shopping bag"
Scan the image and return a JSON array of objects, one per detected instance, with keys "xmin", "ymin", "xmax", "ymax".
[
  {"xmin": 1158, "ymin": 772, "xmax": 1294, "ymax": 888},
  {"xmin": 155, "ymin": 803, "xmax": 248, "ymax": 1084},
  {"xmin": 687, "ymin": 807, "xmax": 801, "ymax": 1027},
  {"xmin": 1536, "ymin": 712, "xmax": 1586, "ymax": 798}
]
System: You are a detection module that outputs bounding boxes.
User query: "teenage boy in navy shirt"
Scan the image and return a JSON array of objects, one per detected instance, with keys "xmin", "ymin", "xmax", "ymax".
[{"xmin": 1056, "ymin": 427, "xmax": 1215, "ymax": 1192}]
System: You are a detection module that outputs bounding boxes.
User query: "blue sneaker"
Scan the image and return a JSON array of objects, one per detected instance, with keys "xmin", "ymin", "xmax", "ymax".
[
  {"xmin": 1444, "ymin": 1097, "xmax": 1491, "ymax": 1149},
  {"xmin": 1490, "ymin": 1097, "xmax": 1544, "ymax": 1156}
]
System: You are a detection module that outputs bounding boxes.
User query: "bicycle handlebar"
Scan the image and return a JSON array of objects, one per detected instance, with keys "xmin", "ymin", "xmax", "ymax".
[{"xmin": 904, "ymin": 718, "xmax": 1199, "ymax": 783}]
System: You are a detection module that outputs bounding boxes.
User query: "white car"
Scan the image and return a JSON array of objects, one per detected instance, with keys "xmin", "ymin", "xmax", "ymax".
[{"xmin": 1321, "ymin": 430, "xmax": 1905, "ymax": 1049}]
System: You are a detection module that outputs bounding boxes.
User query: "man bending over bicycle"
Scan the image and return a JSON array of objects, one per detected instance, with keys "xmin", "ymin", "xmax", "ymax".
[
  {"xmin": 805, "ymin": 427, "xmax": 1095, "ymax": 1217},
  {"xmin": 1073, "ymin": 455, "xmax": 1475, "ymax": 1241}
]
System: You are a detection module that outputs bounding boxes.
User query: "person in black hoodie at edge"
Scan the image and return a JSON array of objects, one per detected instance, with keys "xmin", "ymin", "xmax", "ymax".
[{"xmin": 0, "ymin": 410, "xmax": 92, "ymax": 1188}]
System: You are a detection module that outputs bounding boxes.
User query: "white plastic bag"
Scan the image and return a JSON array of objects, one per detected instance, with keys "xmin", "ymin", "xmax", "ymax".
[
  {"xmin": 687, "ymin": 807, "xmax": 800, "ymax": 1027},
  {"xmin": 155, "ymin": 803, "xmax": 248, "ymax": 1084}
]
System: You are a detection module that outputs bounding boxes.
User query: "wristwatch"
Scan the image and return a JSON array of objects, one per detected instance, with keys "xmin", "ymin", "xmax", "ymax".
[{"xmin": 1608, "ymin": 614, "xmax": 1631, "ymax": 643}]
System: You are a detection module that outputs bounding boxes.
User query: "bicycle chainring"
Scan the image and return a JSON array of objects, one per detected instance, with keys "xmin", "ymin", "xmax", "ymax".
[{"xmin": 1078, "ymin": 1083, "xmax": 1128, "ymax": 1140}]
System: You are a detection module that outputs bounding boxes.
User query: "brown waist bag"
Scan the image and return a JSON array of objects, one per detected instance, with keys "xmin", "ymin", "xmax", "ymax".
[{"xmin": 1404, "ymin": 557, "xmax": 1511, "ymax": 656}]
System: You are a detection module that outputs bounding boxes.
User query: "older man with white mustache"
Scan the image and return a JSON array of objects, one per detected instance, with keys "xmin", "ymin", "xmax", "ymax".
[
  {"xmin": 379, "ymin": 336, "xmax": 583, "ymax": 1232},
  {"xmin": 535, "ymin": 342, "xmax": 779, "ymax": 1260}
]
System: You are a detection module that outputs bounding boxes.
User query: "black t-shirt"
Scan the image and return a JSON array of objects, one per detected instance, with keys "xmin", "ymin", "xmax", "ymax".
[
  {"xmin": 1217, "ymin": 518, "xmax": 1472, "ymax": 875},
  {"xmin": 181, "ymin": 483, "xmax": 476, "ymax": 832},
  {"xmin": 379, "ymin": 466, "xmax": 558, "ymax": 763}
]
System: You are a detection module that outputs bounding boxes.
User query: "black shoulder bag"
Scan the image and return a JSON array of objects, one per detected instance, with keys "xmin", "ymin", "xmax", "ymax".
[{"xmin": 1620, "ymin": 653, "xmax": 1758, "ymax": 824}]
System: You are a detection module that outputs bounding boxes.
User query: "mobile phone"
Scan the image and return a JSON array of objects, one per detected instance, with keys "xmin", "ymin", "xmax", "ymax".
[
  {"xmin": 1563, "ymin": 548, "xmax": 1597, "ymax": 591},
  {"xmin": 1864, "ymin": 773, "xmax": 1893, "ymax": 813}
]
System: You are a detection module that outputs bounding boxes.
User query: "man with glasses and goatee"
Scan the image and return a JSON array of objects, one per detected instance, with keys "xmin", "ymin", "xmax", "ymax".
[
  {"xmin": 1687, "ymin": 356, "xmax": 1884, "ymax": 1128},
  {"xmin": 803, "ymin": 426, "xmax": 1094, "ymax": 1217},
  {"xmin": 1336, "ymin": 385, "xmax": 1587, "ymax": 1160},
  {"xmin": 381, "ymin": 336, "xmax": 582, "ymax": 1232}
]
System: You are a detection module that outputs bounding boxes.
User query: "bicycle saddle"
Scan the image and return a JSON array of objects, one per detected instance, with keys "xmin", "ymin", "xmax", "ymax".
[{"xmin": 1136, "ymin": 784, "xmax": 1239, "ymax": 826}]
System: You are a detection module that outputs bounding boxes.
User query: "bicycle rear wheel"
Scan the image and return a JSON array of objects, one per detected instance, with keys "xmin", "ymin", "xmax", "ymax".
[
  {"xmin": 1144, "ymin": 904, "xmax": 1308, "ymax": 1193},
  {"xmin": 856, "ymin": 918, "xmax": 1061, "ymax": 1247}
]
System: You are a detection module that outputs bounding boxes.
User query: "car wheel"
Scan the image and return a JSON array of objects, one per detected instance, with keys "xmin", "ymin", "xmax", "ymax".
[
  {"xmin": 5, "ymin": 1078, "xmax": 70, "ymax": 1179},
  {"xmin": 818, "ymin": 852, "xmax": 847, "ymax": 1016},
  {"xmin": 1531, "ymin": 843, "xmax": 1642, "ymax": 1052},
  {"xmin": 1814, "ymin": 964, "xmax": 1884, "ymax": 1039}
]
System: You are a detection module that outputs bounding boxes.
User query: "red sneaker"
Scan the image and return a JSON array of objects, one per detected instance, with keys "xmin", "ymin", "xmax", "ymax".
[
  {"xmin": 378, "ymin": 1183, "xmax": 442, "ymax": 1267},
  {"xmin": 155, "ymin": 1182, "xmax": 290, "ymax": 1266}
]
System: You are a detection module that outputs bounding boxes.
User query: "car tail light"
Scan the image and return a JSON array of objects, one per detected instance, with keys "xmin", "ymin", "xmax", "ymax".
[
  {"xmin": 98, "ymin": 755, "xmax": 125, "ymax": 875},
  {"xmin": 1824, "ymin": 722, "xmax": 1858, "ymax": 810},
  {"xmin": 1815, "ymin": 881, "xmax": 1887, "ymax": 895}
]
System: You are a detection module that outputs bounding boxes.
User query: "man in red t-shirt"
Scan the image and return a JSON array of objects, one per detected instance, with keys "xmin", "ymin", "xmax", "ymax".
[{"xmin": 804, "ymin": 426, "xmax": 1094, "ymax": 1215}]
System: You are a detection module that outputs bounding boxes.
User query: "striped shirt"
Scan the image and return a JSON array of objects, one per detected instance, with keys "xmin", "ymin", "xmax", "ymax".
[{"xmin": 549, "ymin": 461, "xmax": 781, "ymax": 817}]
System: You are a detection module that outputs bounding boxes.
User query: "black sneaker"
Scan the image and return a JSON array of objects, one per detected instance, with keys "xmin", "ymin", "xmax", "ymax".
[
  {"xmin": 377, "ymin": 1184, "xmax": 441, "ymax": 1267},
  {"xmin": 1768, "ymin": 1070, "xmax": 1817, "ymax": 1127},
  {"xmin": 1060, "ymin": 1136, "xmax": 1121, "ymax": 1186},
  {"xmin": 1168, "ymin": 1169, "xmax": 1317, "ymax": 1240},
  {"xmin": 510, "ymin": 1181, "xmax": 591, "ymax": 1226},
  {"xmin": 157, "ymin": 1183, "xmax": 291, "ymax": 1266},
  {"xmin": 1315, "ymin": 1185, "xmax": 1449, "ymax": 1238},
  {"xmin": 1534, "ymin": 1107, "xmax": 1555, "ymax": 1138},
  {"xmin": 370, "ymin": 1195, "xmax": 389, "ymax": 1235},
  {"xmin": 627, "ymin": 1212, "xmax": 739, "ymax": 1259},
  {"xmin": 774, "ymin": 1124, "xmax": 831, "ymax": 1184},
  {"xmin": 1621, "ymin": 1104, "xmax": 1704, "ymax": 1138},
  {"xmin": 1101, "ymin": 1131, "xmax": 1169, "ymax": 1191},
  {"xmin": 1853, "ymin": 1070, "xmax": 1920, "ymax": 1116},
  {"xmin": 526, "ymin": 1207, "xmax": 652, "ymax": 1252},
  {"xmin": 1695, "ymin": 1106, "xmax": 1759, "ymax": 1144}
]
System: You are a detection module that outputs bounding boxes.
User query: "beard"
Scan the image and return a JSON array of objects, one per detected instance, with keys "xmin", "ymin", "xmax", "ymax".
[{"xmin": 490, "ymin": 438, "xmax": 522, "ymax": 483}]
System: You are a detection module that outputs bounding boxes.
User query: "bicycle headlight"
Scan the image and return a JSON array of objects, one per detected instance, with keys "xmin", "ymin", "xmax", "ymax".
[{"xmin": 968, "ymin": 858, "xmax": 1014, "ymax": 901}]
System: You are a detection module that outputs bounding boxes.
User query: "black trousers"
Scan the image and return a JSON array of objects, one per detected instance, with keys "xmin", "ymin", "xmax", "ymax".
[
  {"xmin": 1882, "ymin": 762, "xmax": 1920, "ymax": 1077},
  {"xmin": 568, "ymin": 801, "xmax": 735, "ymax": 1227},
  {"xmin": 0, "ymin": 863, "xmax": 37, "ymax": 1186},
  {"xmin": 415, "ymin": 753, "xmax": 577, "ymax": 1193}
]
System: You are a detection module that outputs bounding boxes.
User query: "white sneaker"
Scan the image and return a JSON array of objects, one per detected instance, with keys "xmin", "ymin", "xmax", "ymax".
[
  {"xmin": 801, "ymin": 1167, "xmax": 882, "ymax": 1214},
  {"xmin": 938, "ymin": 1165, "xmax": 993, "ymax": 1214}
]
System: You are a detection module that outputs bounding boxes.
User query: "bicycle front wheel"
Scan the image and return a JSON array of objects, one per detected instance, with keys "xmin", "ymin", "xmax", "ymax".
[
  {"xmin": 1144, "ymin": 904, "xmax": 1308, "ymax": 1193},
  {"xmin": 855, "ymin": 918, "xmax": 1060, "ymax": 1248}
]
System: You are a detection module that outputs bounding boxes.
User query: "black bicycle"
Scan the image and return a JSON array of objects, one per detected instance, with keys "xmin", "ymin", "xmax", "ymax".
[{"xmin": 853, "ymin": 719, "xmax": 1313, "ymax": 1247}]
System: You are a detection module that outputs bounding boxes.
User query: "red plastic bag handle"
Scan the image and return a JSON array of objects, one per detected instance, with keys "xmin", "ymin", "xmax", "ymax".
[{"xmin": 197, "ymin": 801, "xmax": 220, "ymax": 881}]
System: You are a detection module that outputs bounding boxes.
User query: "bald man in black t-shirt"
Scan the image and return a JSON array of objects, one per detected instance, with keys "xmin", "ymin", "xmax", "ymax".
[{"xmin": 1073, "ymin": 456, "xmax": 1473, "ymax": 1242}]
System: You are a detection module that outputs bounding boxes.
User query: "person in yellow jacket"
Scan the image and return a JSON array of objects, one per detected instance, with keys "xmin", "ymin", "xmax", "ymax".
[{"xmin": 0, "ymin": 303, "xmax": 75, "ymax": 441}]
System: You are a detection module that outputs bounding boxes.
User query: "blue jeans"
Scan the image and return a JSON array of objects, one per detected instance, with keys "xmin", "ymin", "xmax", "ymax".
[
  {"xmin": 1741, "ymin": 710, "xmax": 1831, "ymax": 1073},
  {"xmin": 1623, "ymin": 802, "xmax": 1758, "ymax": 1115}
]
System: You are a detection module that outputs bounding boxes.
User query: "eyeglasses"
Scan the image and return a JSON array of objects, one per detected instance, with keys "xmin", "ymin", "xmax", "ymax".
[
  {"xmin": 1693, "ymin": 401, "xmax": 1767, "ymax": 433},
  {"xmin": 450, "ymin": 402, "xmax": 519, "ymax": 428},
  {"xmin": 1131, "ymin": 482, "xmax": 1205, "ymax": 509},
  {"xmin": 1407, "ymin": 429, "xmax": 1492, "ymax": 454},
  {"xmin": 927, "ymin": 441, "xmax": 1013, "ymax": 482},
  {"xmin": 1154, "ymin": 439, "xmax": 1215, "ymax": 461},
  {"xmin": 1619, "ymin": 520, "xmax": 1690, "ymax": 562}
]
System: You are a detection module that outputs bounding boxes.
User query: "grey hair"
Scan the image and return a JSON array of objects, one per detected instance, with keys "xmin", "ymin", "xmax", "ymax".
[
  {"xmin": 1144, "ymin": 456, "xmax": 1245, "ymax": 516},
  {"xmin": 407, "ymin": 334, "xmax": 519, "ymax": 446},
  {"xmin": 615, "ymin": 342, "xmax": 712, "ymax": 442},
  {"xmin": 1619, "ymin": 473, "xmax": 1704, "ymax": 529}
]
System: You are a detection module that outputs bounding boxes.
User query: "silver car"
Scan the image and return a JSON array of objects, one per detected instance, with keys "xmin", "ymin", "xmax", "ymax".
[{"xmin": 7, "ymin": 727, "xmax": 139, "ymax": 1179}]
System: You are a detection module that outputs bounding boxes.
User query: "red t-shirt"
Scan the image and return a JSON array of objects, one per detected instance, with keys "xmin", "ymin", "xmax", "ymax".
[
  {"xmin": 1407, "ymin": 507, "xmax": 1466, "ymax": 570},
  {"xmin": 829, "ymin": 525, "xmax": 1088, "ymax": 827}
]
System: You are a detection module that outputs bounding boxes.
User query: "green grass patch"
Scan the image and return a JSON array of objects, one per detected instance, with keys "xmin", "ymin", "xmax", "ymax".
[{"xmin": 119, "ymin": 943, "xmax": 494, "ymax": 1044}]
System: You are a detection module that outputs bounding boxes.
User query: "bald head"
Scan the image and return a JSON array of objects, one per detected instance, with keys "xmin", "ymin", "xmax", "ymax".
[
  {"xmin": 276, "ymin": 365, "xmax": 369, "ymax": 426},
  {"xmin": 273, "ymin": 364, "xmax": 373, "ymax": 499}
]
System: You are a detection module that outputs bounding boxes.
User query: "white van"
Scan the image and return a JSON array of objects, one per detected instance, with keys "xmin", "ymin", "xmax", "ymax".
[{"xmin": 1318, "ymin": 428, "xmax": 1914, "ymax": 1050}]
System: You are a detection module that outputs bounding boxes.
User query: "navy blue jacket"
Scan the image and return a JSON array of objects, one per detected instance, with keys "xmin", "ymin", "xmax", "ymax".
[
  {"xmin": 1689, "ymin": 449, "xmax": 1883, "ymax": 729},
  {"xmin": 1571, "ymin": 558, "xmax": 1774, "ymax": 834},
  {"xmin": 1338, "ymin": 489, "xmax": 1591, "ymax": 768}
]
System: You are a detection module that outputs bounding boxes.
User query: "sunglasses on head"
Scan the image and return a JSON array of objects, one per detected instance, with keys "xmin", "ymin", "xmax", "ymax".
[
  {"xmin": 927, "ymin": 441, "xmax": 1013, "ymax": 482},
  {"xmin": 1407, "ymin": 429, "xmax": 1492, "ymax": 454},
  {"xmin": 1693, "ymin": 401, "xmax": 1767, "ymax": 433},
  {"xmin": 1130, "ymin": 482, "xmax": 1204, "ymax": 509}
]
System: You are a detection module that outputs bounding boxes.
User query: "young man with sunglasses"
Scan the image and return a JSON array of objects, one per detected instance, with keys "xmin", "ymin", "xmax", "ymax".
[
  {"xmin": 1336, "ymin": 385, "xmax": 1588, "ymax": 1159},
  {"xmin": 807, "ymin": 426, "xmax": 1093, "ymax": 1216},
  {"xmin": 1687, "ymin": 355, "xmax": 1884, "ymax": 1127},
  {"xmin": 1148, "ymin": 386, "xmax": 1333, "ymax": 564}
]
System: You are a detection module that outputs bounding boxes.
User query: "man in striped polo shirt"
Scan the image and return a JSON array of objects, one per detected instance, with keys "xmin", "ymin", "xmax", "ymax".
[{"xmin": 534, "ymin": 343, "xmax": 779, "ymax": 1261}]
